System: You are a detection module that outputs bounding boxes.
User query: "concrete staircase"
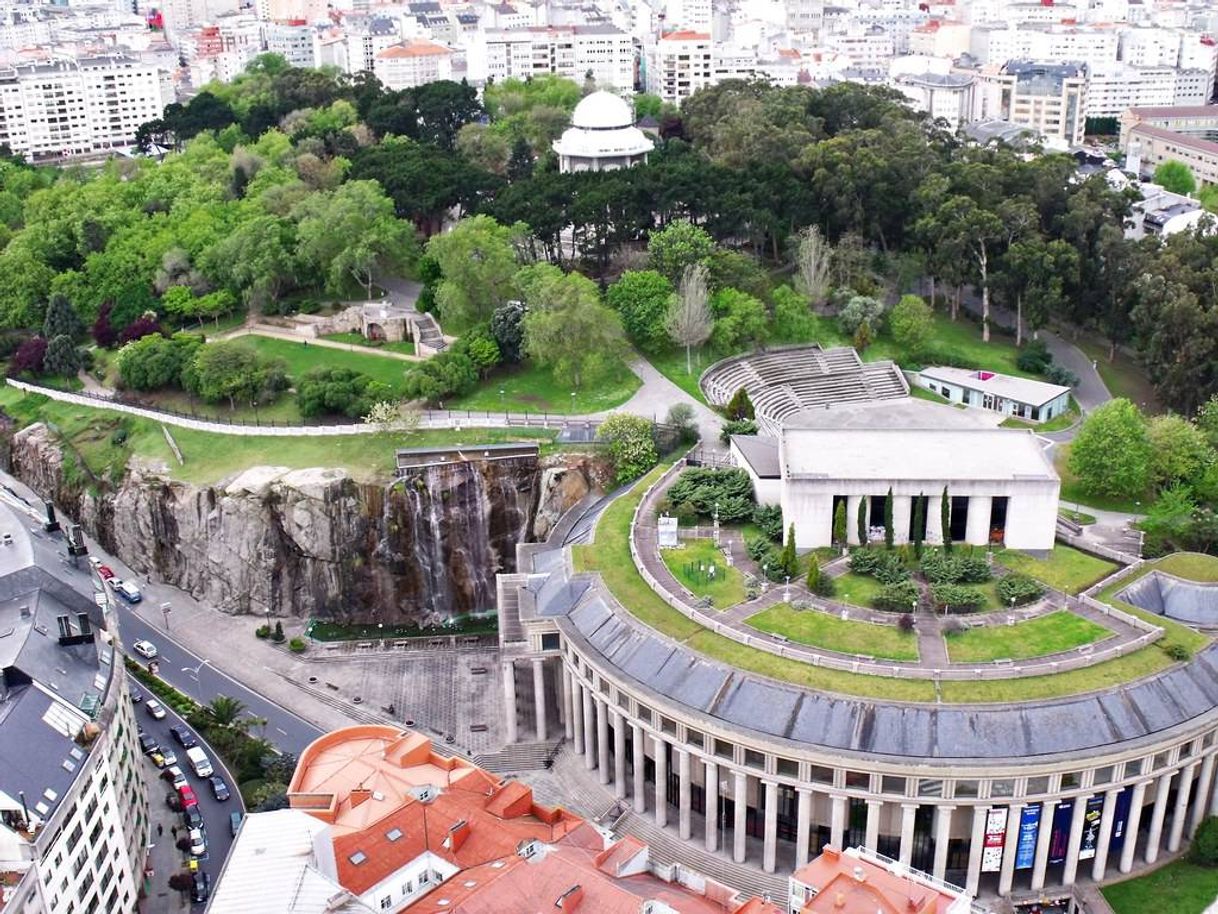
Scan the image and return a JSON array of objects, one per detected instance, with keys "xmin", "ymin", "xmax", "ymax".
[{"xmin": 473, "ymin": 739, "xmax": 562, "ymax": 774}]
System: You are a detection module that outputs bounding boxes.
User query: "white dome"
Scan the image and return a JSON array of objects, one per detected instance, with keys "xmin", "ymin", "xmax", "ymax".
[{"xmin": 571, "ymin": 90, "xmax": 635, "ymax": 130}]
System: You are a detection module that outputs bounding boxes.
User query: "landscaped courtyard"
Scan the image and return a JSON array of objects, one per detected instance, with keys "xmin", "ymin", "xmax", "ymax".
[
  {"xmin": 660, "ymin": 538, "xmax": 746, "ymax": 609},
  {"xmin": 944, "ymin": 610, "xmax": 1113, "ymax": 663},
  {"xmin": 747, "ymin": 602, "xmax": 919, "ymax": 661},
  {"xmin": 995, "ymin": 544, "xmax": 1118, "ymax": 594}
]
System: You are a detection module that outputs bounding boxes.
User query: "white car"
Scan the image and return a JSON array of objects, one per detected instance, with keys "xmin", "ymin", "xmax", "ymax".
[
  {"xmin": 111, "ymin": 579, "xmax": 142, "ymax": 603},
  {"xmin": 131, "ymin": 640, "xmax": 157, "ymax": 660},
  {"xmin": 159, "ymin": 748, "xmax": 177, "ymax": 767},
  {"xmin": 188, "ymin": 827, "xmax": 206, "ymax": 857},
  {"xmin": 167, "ymin": 766, "xmax": 187, "ymax": 789},
  {"xmin": 145, "ymin": 699, "xmax": 166, "ymax": 720}
]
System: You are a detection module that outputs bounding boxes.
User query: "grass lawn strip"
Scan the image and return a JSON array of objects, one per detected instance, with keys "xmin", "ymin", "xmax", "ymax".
[
  {"xmin": 1101, "ymin": 859, "xmax": 1218, "ymax": 914},
  {"xmin": 945, "ymin": 610, "xmax": 1112, "ymax": 663},
  {"xmin": 1092, "ymin": 553, "xmax": 1214, "ymax": 655},
  {"xmin": 660, "ymin": 538, "xmax": 746, "ymax": 608},
  {"xmin": 236, "ymin": 333, "xmax": 409, "ymax": 389},
  {"xmin": 448, "ymin": 360, "xmax": 640, "ymax": 415},
  {"xmin": 995, "ymin": 544, "xmax": 1117, "ymax": 594},
  {"xmin": 748, "ymin": 603, "xmax": 918, "ymax": 661},
  {"xmin": 320, "ymin": 331, "xmax": 416, "ymax": 356},
  {"xmin": 832, "ymin": 572, "xmax": 886, "ymax": 609}
]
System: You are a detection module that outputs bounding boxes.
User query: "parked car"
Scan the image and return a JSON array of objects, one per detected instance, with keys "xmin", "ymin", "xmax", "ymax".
[
  {"xmin": 188, "ymin": 827, "xmax": 206, "ymax": 857},
  {"xmin": 138, "ymin": 733, "xmax": 160, "ymax": 755},
  {"xmin": 191, "ymin": 871, "xmax": 211, "ymax": 903},
  {"xmin": 183, "ymin": 804, "xmax": 203, "ymax": 829},
  {"xmin": 178, "ymin": 784, "xmax": 197, "ymax": 807},
  {"xmin": 130, "ymin": 690, "xmax": 143, "ymax": 704},
  {"xmin": 209, "ymin": 777, "xmax": 230, "ymax": 801},
  {"xmin": 166, "ymin": 766, "xmax": 188, "ymax": 790},
  {"xmin": 145, "ymin": 699, "xmax": 166, "ymax": 720},
  {"xmin": 170, "ymin": 725, "xmax": 197, "ymax": 749},
  {"xmin": 159, "ymin": 748, "xmax": 177, "ymax": 767},
  {"xmin": 131, "ymin": 640, "xmax": 157, "ymax": 659},
  {"xmin": 229, "ymin": 811, "xmax": 243, "ymax": 836},
  {"xmin": 88, "ymin": 557, "xmax": 115, "ymax": 580},
  {"xmin": 111, "ymin": 579, "xmax": 142, "ymax": 603}
]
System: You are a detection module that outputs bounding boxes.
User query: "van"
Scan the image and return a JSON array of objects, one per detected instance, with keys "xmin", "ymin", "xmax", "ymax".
[{"xmin": 185, "ymin": 746, "xmax": 214, "ymax": 778}]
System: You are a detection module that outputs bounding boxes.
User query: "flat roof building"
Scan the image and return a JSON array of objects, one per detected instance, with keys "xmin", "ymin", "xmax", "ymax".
[{"xmin": 917, "ymin": 366, "xmax": 1072, "ymax": 423}]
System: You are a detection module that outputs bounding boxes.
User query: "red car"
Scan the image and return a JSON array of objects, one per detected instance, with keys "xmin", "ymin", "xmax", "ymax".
[
  {"xmin": 178, "ymin": 785, "xmax": 197, "ymax": 807},
  {"xmin": 89, "ymin": 558, "xmax": 115, "ymax": 580}
]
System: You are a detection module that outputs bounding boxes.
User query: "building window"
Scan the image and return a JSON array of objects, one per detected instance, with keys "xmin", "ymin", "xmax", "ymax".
[{"xmin": 380, "ymin": 898, "xmax": 392, "ymax": 910}]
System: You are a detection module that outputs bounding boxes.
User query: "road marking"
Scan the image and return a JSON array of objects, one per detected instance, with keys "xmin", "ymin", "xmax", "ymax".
[{"xmin": 276, "ymin": 727, "xmax": 287, "ymax": 736}]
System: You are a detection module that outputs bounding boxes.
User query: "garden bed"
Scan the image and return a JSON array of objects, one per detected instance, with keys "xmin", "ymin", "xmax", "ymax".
[{"xmin": 659, "ymin": 538, "xmax": 746, "ymax": 609}]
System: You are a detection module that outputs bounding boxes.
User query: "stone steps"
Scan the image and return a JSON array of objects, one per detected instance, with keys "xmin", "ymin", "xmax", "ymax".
[{"xmin": 474, "ymin": 739, "xmax": 562, "ymax": 774}]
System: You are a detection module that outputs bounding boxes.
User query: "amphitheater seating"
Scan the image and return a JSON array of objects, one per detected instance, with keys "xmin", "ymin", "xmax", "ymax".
[{"xmin": 700, "ymin": 345, "xmax": 908, "ymax": 433}]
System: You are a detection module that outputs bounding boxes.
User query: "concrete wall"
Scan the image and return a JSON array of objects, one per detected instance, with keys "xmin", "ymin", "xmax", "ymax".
[{"xmin": 730, "ymin": 439, "xmax": 781, "ymax": 506}]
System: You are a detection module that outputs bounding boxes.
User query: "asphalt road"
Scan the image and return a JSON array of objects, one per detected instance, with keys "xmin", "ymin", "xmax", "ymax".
[{"xmin": 130, "ymin": 679, "xmax": 240, "ymax": 908}]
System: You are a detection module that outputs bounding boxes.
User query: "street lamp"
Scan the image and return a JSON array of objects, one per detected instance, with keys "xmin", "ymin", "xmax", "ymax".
[
  {"xmin": 499, "ymin": 388, "xmax": 505, "ymax": 410},
  {"xmin": 181, "ymin": 659, "xmax": 210, "ymax": 679}
]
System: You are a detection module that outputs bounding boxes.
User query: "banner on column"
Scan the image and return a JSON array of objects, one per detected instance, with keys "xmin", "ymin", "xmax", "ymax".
[
  {"xmin": 1078, "ymin": 795, "xmax": 1105, "ymax": 860},
  {"xmin": 981, "ymin": 807, "xmax": 1007, "ymax": 873},
  {"xmin": 1048, "ymin": 801, "xmax": 1074, "ymax": 865},
  {"xmin": 1014, "ymin": 803, "xmax": 1042, "ymax": 870},
  {"xmin": 1109, "ymin": 787, "xmax": 1133, "ymax": 854}
]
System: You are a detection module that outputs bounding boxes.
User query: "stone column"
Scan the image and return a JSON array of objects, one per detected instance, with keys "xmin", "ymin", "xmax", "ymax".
[
  {"xmin": 965, "ymin": 495, "xmax": 992, "ymax": 546},
  {"xmin": 926, "ymin": 491, "xmax": 944, "ymax": 545},
  {"xmin": 830, "ymin": 795, "xmax": 847, "ymax": 850},
  {"xmin": 763, "ymin": 780, "xmax": 779, "ymax": 874},
  {"xmin": 865, "ymin": 799, "xmax": 883, "ymax": 852},
  {"xmin": 796, "ymin": 788, "xmax": 813, "ymax": 868},
  {"xmin": 733, "ymin": 771, "xmax": 748, "ymax": 864},
  {"xmin": 596, "ymin": 699, "xmax": 610, "ymax": 785},
  {"xmin": 582, "ymin": 687, "xmax": 595, "ymax": 767},
  {"xmin": 1146, "ymin": 771, "xmax": 1174, "ymax": 864},
  {"xmin": 899, "ymin": 803, "xmax": 918, "ymax": 867},
  {"xmin": 502, "ymin": 660, "xmax": 518, "ymax": 745},
  {"xmin": 1031, "ymin": 800, "xmax": 1057, "ymax": 891},
  {"xmin": 998, "ymin": 804, "xmax": 1023, "ymax": 897},
  {"xmin": 632, "ymin": 723, "xmax": 647, "ymax": 814},
  {"xmin": 654, "ymin": 737, "xmax": 668, "ymax": 829},
  {"xmin": 933, "ymin": 806, "xmax": 955, "ymax": 883},
  {"xmin": 560, "ymin": 665, "xmax": 573, "ymax": 740},
  {"xmin": 1091, "ymin": 788, "xmax": 1123, "ymax": 883},
  {"xmin": 612, "ymin": 711, "xmax": 627, "ymax": 799},
  {"xmin": 1119, "ymin": 782, "xmax": 1150, "ymax": 874},
  {"xmin": 705, "ymin": 761, "xmax": 720, "ymax": 853},
  {"xmin": 532, "ymin": 658, "xmax": 547, "ymax": 742},
  {"xmin": 571, "ymin": 680, "xmax": 584, "ymax": 755},
  {"xmin": 966, "ymin": 805, "xmax": 988, "ymax": 898},
  {"xmin": 1168, "ymin": 763, "xmax": 1197, "ymax": 853},
  {"xmin": 1191, "ymin": 753, "xmax": 1215, "ymax": 837},
  {"xmin": 1062, "ymin": 795, "xmax": 1088, "ymax": 886},
  {"xmin": 892, "ymin": 495, "xmax": 913, "ymax": 545},
  {"xmin": 677, "ymin": 749, "xmax": 692, "ymax": 840},
  {"xmin": 846, "ymin": 495, "xmax": 864, "ymax": 545}
]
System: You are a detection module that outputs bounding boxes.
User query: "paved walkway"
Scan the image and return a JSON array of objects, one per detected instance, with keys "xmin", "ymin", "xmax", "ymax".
[{"xmin": 218, "ymin": 326, "xmax": 422, "ymax": 361}]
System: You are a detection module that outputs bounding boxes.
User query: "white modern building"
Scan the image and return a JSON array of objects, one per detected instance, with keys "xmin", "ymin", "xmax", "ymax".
[
  {"xmin": 264, "ymin": 21, "xmax": 319, "ymax": 69},
  {"xmin": 0, "ymin": 54, "xmax": 169, "ymax": 160},
  {"xmin": 1086, "ymin": 63, "xmax": 1210, "ymax": 118},
  {"xmin": 373, "ymin": 38, "xmax": 453, "ymax": 90},
  {"xmin": 894, "ymin": 71, "xmax": 976, "ymax": 129},
  {"xmin": 918, "ymin": 366, "xmax": 1072, "ymax": 424},
  {"xmin": 646, "ymin": 30, "xmax": 713, "ymax": 105},
  {"xmin": 968, "ymin": 59, "xmax": 1089, "ymax": 147},
  {"xmin": 731, "ymin": 400, "xmax": 1060, "ymax": 551},
  {"xmin": 552, "ymin": 90, "xmax": 653, "ymax": 172},
  {"xmin": 468, "ymin": 24, "xmax": 634, "ymax": 90}
]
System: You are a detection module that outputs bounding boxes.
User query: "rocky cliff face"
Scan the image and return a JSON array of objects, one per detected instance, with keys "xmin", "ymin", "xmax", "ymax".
[{"xmin": 5, "ymin": 424, "xmax": 599, "ymax": 623}]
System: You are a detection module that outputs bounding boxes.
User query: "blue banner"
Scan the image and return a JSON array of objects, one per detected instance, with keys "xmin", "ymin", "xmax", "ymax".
[
  {"xmin": 1109, "ymin": 787, "xmax": 1133, "ymax": 853},
  {"xmin": 1015, "ymin": 803, "xmax": 1042, "ymax": 870},
  {"xmin": 1048, "ymin": 801, "xmax": 1074, "ymax": 865}
]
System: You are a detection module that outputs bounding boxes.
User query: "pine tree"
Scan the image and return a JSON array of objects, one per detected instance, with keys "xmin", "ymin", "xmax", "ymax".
[
  {"xmin": 726, "ymin": 386, "xmax": 755, "ymax": 420},
  {"xmin": 806, "ymin": 555, "xmax": 821, "ymax": 593},
  {"xmin": 941, "ymin": 486, "xmax": 952, "ymax": 552},
  {"xmin": 42, "ymin": 334, "xmax": 81, "ymax": 377},
  {"xmin": 883, "ymin": 487, "xmax": 894, "ymax": 549},
  {"xmin": 43, "ymin": 293, "xmax": 84, "ymax": 341},
  {"xmin": 832, "ymin": 500, "xmax": 846, "ymax": 545},
  {"xmin": 506, "ymin": 135, "xmax": 534, "ymax": 182},
  {"xmin": 857, "ymin": 497, "xmax": 868, "ymax": 545},
  {"xmin": 780, "ymin": 523, "xmax": 798, "ymax": 578},
  {"xmin": 912, "ymin": 494, "xmax": 925, "ymax": 558}
]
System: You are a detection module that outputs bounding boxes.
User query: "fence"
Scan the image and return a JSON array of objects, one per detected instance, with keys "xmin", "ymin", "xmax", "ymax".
[
  {"xmin": 1057, "ymin": 528, "xmax": 1141, "ymax": 565},
  {"xmin": 621, "ymin": 459, "xmax": 1165, "ymax": 681}
]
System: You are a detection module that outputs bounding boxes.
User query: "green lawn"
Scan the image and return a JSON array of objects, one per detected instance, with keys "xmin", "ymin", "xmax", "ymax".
[
  {"xmin": 647, "ymin": 346, "xmax": 714, "ymax": 404},
  {"xmin": 1060, "ymin": 509, "xmax": 1097, "ymax": 526},
  {"xmin": 995, "ymin": 545, "xmax": 1118, "ymax": 594},
  {"xmin": 235, "ymin": 334, "xmax": 410, "ymax": 390},
  {"xmin": 909, "ymin": 385, "xmax": 950, "ymax": 404},
  {"xmin": 448, "ymin": 361, "xmax": 640, "ymax": 415},
  {"xmin": 1102, "ymin": 859, "xmax": 1218, "ymax": 914},
  {"xmin": 1074, "ymin": 336, "xmax": 1163, "ymax": 415},
  {"xmin": 321, "ymin": 332, "xmax": 416, "ymax": 356},
  {"xmin": 832, "ymin": 572, "xmax": 888, "ymax": 609},
  {"xmin": 748, "ymin": 603, "xmax": 919, "ymax": 660},
  {"xmin": 945, "ymin": 610, "xmax": 1112, "ymax": 662},
  {"xmin": 660, "ymin": 538, "xmax": 746, "ymax": 608},
  {"xmin": 1055, "ymin": 443, "xmax": 1152, "ymax": 514},
  {"xmin": 0, "ymin": 387, "xmax": 558, "ymax": 485},
  {"xmin": 1000, "ymin": 401, "xmax": 1079, "ymax": 432},
  {"xmin": 1093, "ymin": 553, "xmax": 1216, "ymax": 656}
]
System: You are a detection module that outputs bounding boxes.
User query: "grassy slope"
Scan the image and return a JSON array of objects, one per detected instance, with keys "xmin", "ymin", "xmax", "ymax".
[
  {"xmin": 1055, "ymin": 443, "xmax": 1152, "ymax": 514},
  {"xmin": 1093, "ymin": 553, "xmax": 1215, "ymax": 655},
  {"xmin": 660, "ymin": 538, "xmax": 747, "ymax": 608},
  {"xmin": 747, "ymin": 603, "xmax": 919, "ymax": 660},
  {"xmin": 831, "ymin": 572, "xmax": 886, "ymax": 609},
  {"xmin": 995, "ymin": 545, "xmax": 1118, "ymax": 594},
  {"xmin": 237, "ymin": 334, "xmax": 409, "ymax": 389},
  {"xmin": 448, "ymin": 361, "xmax": 640, "ymax": 415},
  {"xmin": 1102, "ymin": 860, "xmax": 1218, "ymax": 914},
  {"xmin": 1073, "ymin": 336, "xmax": 1163, "ymax": 415},
  {"xmin": 945, "ymin": 610, "xmax": 1112, "ymax": 663},
  {"xmin": 320, "ymin": 332, "xmax": 416, "ymax": 356}
]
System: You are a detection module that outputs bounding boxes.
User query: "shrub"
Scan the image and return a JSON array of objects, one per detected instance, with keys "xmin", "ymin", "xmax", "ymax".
[
  {"xmin": 930, "ymin": 583, "xmax": 985, "ymax": 611},
  {"xmin": 296, "ymin": 367, "xmax": 395, "ymax": 419},
  {"xmin": 1162, "ymin": 642, "xmax": 1191, "ymax": 662},
  {"xmin": 1016, "ymin": 338, "xmax": 1052, "ymax": 374},
  {"xmin": 8, "ymin": 335, "xmax": 46, "ymax": 377},
  {"xmin": 720, "ymin": 417, "xmax": 758, "ymax": 444},
  {"xmin": 666, "ymin": 403, "xmax": 697, "ymax": 443},
  {"xmin": 1191, "ymin": 817, "xmax": 1218, "ymax": 867},
  {"xmin": 812, "ymin": 575, "xmax": 835, "ymax": 598},
  {"xmin": 667, "ymin": 467, "xmax": 755, "ymax": 521},
  {"xmin": 838, "ymin": 294, "xmax": 884, "ymax": 337},
  {"xmin": 896, "ymin": 613, "xmax": 915, "ymax": 633},
  {"xmin": 920, "ymin": 549, "xmax": 990, "ymax": 584},
  {"xmin": 996, "ymin": 573, "xmax": 1045, "ymax": 606},
  {"xmin": 110, "ymin": 427, "xmax": 128, "ymax": 446},
  {"xmin": 725, "ymin": 386, "xmax": 754, "ymax": 420},
  {"xmin": 1044, "ymin": 363, "xmax": 1079, "ymax": 387},
  {"xmin": 850, "ymin": 548, "xmax": 910, "ymax": 585},
  {"xmin": 255, "ymin": 625, "xmax": 270, "ymax": 639},
  {"xmin": 753, "ymin": 504, "xmax": 783, "ymax": 541},
  {"xmin": 745, "ymin": 536, "xmax": 773, "ymax": 563},
  {"xmin": 288, "ymin": 637, "xmax": 307, "ymax": 653},
  {"xmin": 272, "ymin": 620, "xmax": 285, "ymax": 643},
  {"xmin": 872, "ymin": 580, "xmax": 920, "ymax": 611},
  {"xmin": 599, "ymin": 413, "xmax": 659, "ymax": 485}
]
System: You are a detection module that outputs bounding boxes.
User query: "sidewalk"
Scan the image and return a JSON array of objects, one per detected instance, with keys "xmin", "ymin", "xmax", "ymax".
[{"xmin": 141, "ymin": 762, "xmax": 190, "ymax": 914}]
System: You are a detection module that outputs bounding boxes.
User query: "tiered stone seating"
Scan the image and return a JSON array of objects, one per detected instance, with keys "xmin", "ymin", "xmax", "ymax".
[{"xmin": 700, "ymin": 344, "xmax": 907, "ymax": 433}]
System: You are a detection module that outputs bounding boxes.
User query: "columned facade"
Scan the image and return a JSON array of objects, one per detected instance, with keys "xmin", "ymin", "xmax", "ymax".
[{"xmin": 503, "ymin": 643, "xmax": 1218, "ymax": 898}]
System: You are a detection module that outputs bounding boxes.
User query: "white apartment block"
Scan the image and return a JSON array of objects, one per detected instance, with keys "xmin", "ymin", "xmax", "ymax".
[
  {"xmin": 264, "ymin": 21, "xmax": 318, "ymax": 68},
  {"xmin": 969, "ymin": 25, "xmax": 1120, "ymax": 68},
  {"xmin": 469, "ymin": 25, "xmax": 634, "ymax": 90},
  {"xmin": 646, "ymin": 30, "xmax": 712, "ymax": 105},
  {"xmin": 161, "ymin": 0, "xmax": 240, "ymax": 41},
  {"xmin": 826, "ymin": 26, "xmax": 895, "ymax": 70},
  {"xmin": 1086, "ymin": 63, "xmax": 1210, "ymax": 117},
  {"xmin": 373, "ymin": 38, "xmax": 453, "ymax": 90},
  {"xmin": 968, "ymin": 60, "xmax": 1088, "ymax": 146},
  {"xmin": 664, "ymin": 0, "xmax": 712, "ymax": 33},
  {"xmin": 0, "ymin": 54, "xmax": 168, "ymax": 159},
  {"xmin": 908, "ymin": 21, "xmax": 972, "ymax": 58}
]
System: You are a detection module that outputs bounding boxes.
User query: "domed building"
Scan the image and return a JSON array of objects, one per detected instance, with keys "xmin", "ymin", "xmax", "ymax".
[{"xmin": 552, "ymin": 90, "xmax": 655, "ymax": 174}]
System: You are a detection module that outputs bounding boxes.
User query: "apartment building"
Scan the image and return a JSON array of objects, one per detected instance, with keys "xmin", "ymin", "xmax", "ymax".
[
  {"xmin": 468, "ymin": 24, "xmax": 634, "ymax": 89},
  {"xmin": 646, "ymin": 29, "xmax": 712, "ymax": 105},
  {"xmin": 0, "ymin": 54, "xmax": 168, "ymax": 159},
  {"xmin": 1086, "ymin": 63, "xmax": 1209, "ymax": 117},
  {"xmin": 264, "ymin": 21, "xmax": 319, "ymax": 69},
  {"xmin": 969, "ymin": 59, "xmax": 1089, "ymax": 146},
  {"xmin": 373, "ymin": 39, "xmax": 453, "ymax": 90}
]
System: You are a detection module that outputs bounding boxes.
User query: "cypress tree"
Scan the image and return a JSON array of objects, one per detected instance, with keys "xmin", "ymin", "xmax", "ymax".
[
  {"xmin": 941, "ymin": 486, "xmax": 952, "ymax": 552},
  {"xmin": 780, "ymin": 523, "xmax": 797, "ymax": 578},
  {"xmin": 806, "ymin": 555, "xmax": 821, "ymax": 594},
  {"xmin": 832, "ymin": 500, "xmax": 846, "ymax": 545},
  {"xmin": 912, "ymin": 494, "xmax": 925, "ymax": 557},
  {"xmin": 883, "ymin": 487, "xmax": 894, "ymax": 549},
  {"xmin": 726, "ymin": 386, "xmax": 755, "ymax": 420},
  {"xmin": 857, "ymin": 496, "xmax": 868, "ymax": 545}
]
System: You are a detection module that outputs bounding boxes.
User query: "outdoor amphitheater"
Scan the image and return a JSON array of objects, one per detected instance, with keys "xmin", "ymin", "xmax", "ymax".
[{"xmin": 489, "ymin": 343, "xmax": 1218, "ymax": 910}]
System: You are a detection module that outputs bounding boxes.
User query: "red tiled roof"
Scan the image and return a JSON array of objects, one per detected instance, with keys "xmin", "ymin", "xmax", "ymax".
[
  {"xmin": 662, "ymin": 29, "xmax": 711, "ymax": 40},
  {"xmin": 377, "ymin": 39, "xmax": 451, "ymax": 58}
]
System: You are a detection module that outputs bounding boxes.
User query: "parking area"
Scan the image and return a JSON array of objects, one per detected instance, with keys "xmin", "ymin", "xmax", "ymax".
[{"xmin": 130, "ymin": 675, "xmax": 244, "ymax": 910}]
